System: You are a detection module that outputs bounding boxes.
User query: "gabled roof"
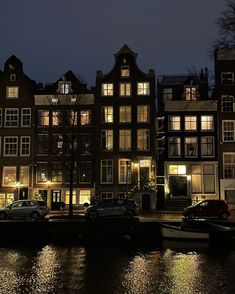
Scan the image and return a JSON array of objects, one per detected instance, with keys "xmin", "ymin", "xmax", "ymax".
[{"xmin": 114, "ymin": 44, "xmax": 137, "ymax": 59}]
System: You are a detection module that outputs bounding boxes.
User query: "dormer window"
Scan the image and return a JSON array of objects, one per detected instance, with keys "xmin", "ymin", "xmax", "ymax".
[
  {"xmin": 121, "ymin": 66, "xmax": 130, "ymax": 77},
  {"xmin": 185, "ymin": 86, "xmax": 197, "ymax": 101},
  {"xmin": 59, "ymin": 82, "xmax": 71, "ymax": 94},
  {"xmin": 10, "ymin": 74, "xmax": 16, "ymax": 81},
  {"xmin": 6, "ymin": 87, "xmax": 19, "ymax": 99}
]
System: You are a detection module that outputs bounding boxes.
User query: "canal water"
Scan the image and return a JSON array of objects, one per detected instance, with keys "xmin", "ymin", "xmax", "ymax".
[{"xmin": 0, "ymin": 240, "xmax": 235, "ymax": 294}]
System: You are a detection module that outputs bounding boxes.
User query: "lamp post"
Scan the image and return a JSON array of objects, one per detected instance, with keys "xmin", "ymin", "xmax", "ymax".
[{"xmin": 126, "ymin": 160, "xmax": 130, "ymax": 198}]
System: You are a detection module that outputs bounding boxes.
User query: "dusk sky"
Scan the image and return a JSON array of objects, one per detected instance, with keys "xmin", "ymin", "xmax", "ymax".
[{"xmin": 0, "ymin": 0, "xmax": 226, "ymax": 86}]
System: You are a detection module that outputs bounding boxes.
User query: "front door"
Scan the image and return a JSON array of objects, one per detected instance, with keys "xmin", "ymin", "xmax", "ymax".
[
  {"xmin": 142, "ymin": 193, "xmax": 151, "ymax": 211},
  {"xmin": 169, "ymin": 176, "xmax": 187, "ymax": 197},
  {"xmin": 19, "ymin": 188, "xmax": 28, "ymax": 200},
  {"xmin": 51, "ymin": 190, "xmax": 61, "ymax": 210}
]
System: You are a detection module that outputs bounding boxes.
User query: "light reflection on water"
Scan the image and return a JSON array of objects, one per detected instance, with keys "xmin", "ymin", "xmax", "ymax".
[{"xmin": 0, "ymin": 242, "xmax": 235, "ymax": 294}]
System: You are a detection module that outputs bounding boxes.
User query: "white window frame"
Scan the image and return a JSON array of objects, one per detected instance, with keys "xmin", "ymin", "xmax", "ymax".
[
  {"xmin": 221, "ymin": 95, "xmax": 235, "ymax": 112},
  {"xmin": 201, "ymin": 136, "xmax": 214, "ymax": 157},
  {"xmin": 101, "ymin": 83, "xmax": 113, "ymax": 96},
  {"xmin": 21, "ymin": 108, "xmax": 31, "ymax": 127},
  {"xmin": 20, "ymin": 136, "xmax": 30, "ymax": 156},
  {"xmin": 137, "ymin": 82, "xmax": 150, "ymax": 95},
  {"xmin": 4, "ymin": 136, "xmax": 18, "ymax": 157},
  {"xmin": 100, "ymin": 159, "xmax": 113, "ymax": 184},
  {"xmin": 223, "ymin": 152, "xmax": 235, "ymax": 179},
  {"xmin": 222, "ymin": 120, "xmax": 235, "ymax": 142},
  {"xmin": 119, "ymin": 159, "xmax": 131, "ymax": 184},
  {"xmin": 4, "ymin": 108, "xmax": 19, "ymax": 127}
]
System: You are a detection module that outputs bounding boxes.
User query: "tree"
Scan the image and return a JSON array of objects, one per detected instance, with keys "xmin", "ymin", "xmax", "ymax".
[{"xmin": 215, "ymin": 0, "xmax": 235, "ymax": 47}]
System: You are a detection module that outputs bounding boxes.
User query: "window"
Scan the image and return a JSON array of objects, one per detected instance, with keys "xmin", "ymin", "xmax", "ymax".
[
  {"xmin": 81, "ymin": 110, "xmax": 91, "ymax": 125},
  {"xmin": 102, "ymin": 106, "xmax": 113, "ymax": 123},
  {"xmin": 59, "ymin": 82, "xmax": 70, "ymax": 94},
  {"xmin": 101, "ymin": 83, "xmax": 113, "ymax": 96},
  {"xmin": 20, "ymin": 136, "xmax": 30, "ymax": 156},
  {"xmin": 0, "ymin": 194, "xmax": 14, "ymax": 207},
  {"xmin": 168, "ymin": 116, "xmax": 181, "ymax": 131},
  {"xmin": 80, "ymin": 134, "xmax": 92, "ymax": 154},
  {"xmin": 185, "ymin": 137, "xmax": 197, "ymax": 157},
  {"xmin": 201, "ymin": 137, "xmax": 214, "ymax": 157},
  {"xmin": 37, "ymin": 134, "xmax": 48, "ymax": 154},
  {"xmin": 163, "ymin": 88, "xmax": 173, "ymax": 100},
  {"xmin": 10, "ymin": 74, "xmax": 16, "ymax": 81},
  {"xmin": 21, "ymin": 108, "xmax": 31, "ymax": 127},
  {"xmin": 2, "ymin": 166, "xmax": 17, "ymax": 186},
  {"xmin": 38, "ymin": 110, "xmax": 49, "ymax": 126},
  {"xmin": 221, "ymin": 72, "xmax": 234, "ymax": 84},
  {"xmin": 223, "ymin": 121, "xmax": 235, "ymax": 142},
  {"xmin": 101, "ymin": 160, "xmax": 113, "ymax": 183},
  {"xmin": 168, "ymin": 137, "xmax": 181, "ymax": 157},
  {"xmin": 137, "ymin": 105, "xmax": 149, "ymax": 123},
  {"xmin": 6, "ymin": 87, "xmax": 19, "ymax": 98},
  {"xmin": 137, "ymin": 129, "xmax": 149, "ymax": 150},
  {"xmin": 119, "ymin": 129, "xmax": 131, "ymax": 151},
  {"xmin": 101, "ymin": 130, "xmax": 113, "ymax": 151},
  {"xmin": 119, "ymin": 106, "xmax": 131, "ymax": 123},
  {"xmin": 65, "ymin": 190, "xmax": 76, "ymax": 205},
  {"xmin": 0, "ymin": 109, "xmax": 2, "ymax": 127},
  {"xmin": 4, "ymin": 137, "xmax": 18, "ymax": 156},
  {"xmin": 201, "ymin": 115, "xmax": 214, "ymax": 131},
  {"xmin": 64, "ymin": 167, "xmax": 77, "ymax": 183},
  {"xmin": 185, "ymin": 116, "xmax": 197, "ymax": 131},
  {"xmin": 52, "ymin": 134, "xmax": 63, "ymax": 154},
  {"xmin": 222, "ymin": 96, "xmax": 234, "ymax": 112},
  {"xmin": 20, "ymin": 166, "xmax": 29, "ymax": 185},
  {"xmin": 137, "ymin": 82, "xmax": 150, "ymax": 95},
  {"xmin": 69, "ymin": 111, "xmax": 78, "ymax": 126},
  {"xmin": 223, "ymin": 153, "xmax": 235, "ymax": 179},
  {"xmin": 119, "ymin": 159, "xmax": 131, "ymax": 183},
  {"xmin": 191, "ymin": 164, "xmax": 215, "ymax": 193},
  {"xmin": 120, "ymin": 83, "xmax": 131, "ymax": 96},
  {"xmin": 121, "ymin": 66, "xmax": 130, "ymax": 77},
  {"xmin": 185, "ymin": 87, "xmax": 197, "ymax": 101},
  {"xmin": 52, "ymin": 111, "xmax": 60, "ymax": 126},
  {"xmin": 79, "ymin": 161, "xmax": 92, "ymax": 183},
  {"xmin": 169, "ymin": 165, "xmax": 186, "ymax": 175},
  {"xmin": 37, "ymin": 163, "xmax": 48, "ymax": 182},
  {"xmin": 79, "ymin": 190, "xmax": 91, "ymax": 204},
  {"xmin": 101, "ymin": 192, "xmax": 113, "ymax": 199},
  {"xmin": 5, "ymin": 109, "xmax": 18, "ymax": 127},
  {"xmin": 225, "ymin": 190, "xmax": 235, "ymax": 205},
  {"xmin": 51, "ymin": 163, "xmax": 62, "ymax": 183},
  {"xmin": 192, "ymin": 165, "xmax": 202, "ymax": 193}
]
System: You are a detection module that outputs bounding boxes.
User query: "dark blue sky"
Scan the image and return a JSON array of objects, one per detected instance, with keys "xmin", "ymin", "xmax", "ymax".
[{"xmin": 0, "ymin": 0, "xmax": 225, "ymax": 86}]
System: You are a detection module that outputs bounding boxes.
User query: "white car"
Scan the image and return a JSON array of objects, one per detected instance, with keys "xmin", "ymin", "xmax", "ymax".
[{"xmin": 0, "ymin": 200, "xmax": 49, "ymax": 220}]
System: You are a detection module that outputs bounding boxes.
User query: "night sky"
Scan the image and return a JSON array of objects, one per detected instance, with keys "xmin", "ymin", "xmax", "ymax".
[{"xmin": 0, "ymin": 0, "xmax": 225, "ymax": 86}]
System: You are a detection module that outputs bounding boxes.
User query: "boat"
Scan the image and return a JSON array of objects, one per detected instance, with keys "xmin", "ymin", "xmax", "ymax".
[{"xmin": 160, "ymin": 223, "xmax": 209, "ymax": 240}]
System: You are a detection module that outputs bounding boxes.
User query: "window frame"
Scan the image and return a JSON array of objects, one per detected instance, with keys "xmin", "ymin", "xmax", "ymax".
[
  {"xmin": 101, "ymin": 83, "xmax": 113, "ymax": 96},
  {"xmin": 168, "ymin": 116, "xmax": 181, "ymax": 131},
  {"xmin": 119, "ymin": 129, "xmax": 131, "ymax": 151},
  {"xmin": 201, "ymin": 115, "xmax": 214, "ymax": 132},
  {"xmin": 2, "ymin": 166, "xmax": 17, "ymax": 187},
  {"xmin": 137, "ymin": 105, "xmax": 150, "ymax": 123},
  {"xmin": 101, "ymin": 129, "xmax": 113, "ymax": 151},
  {"xmin": 119, "ymin": 106, "xmax": 131, "ymax": 123},
  {"xmin": 184, "ymin": 116, "xmax": 197, "ymax": 131},
  {"xmin": 6, "ymin": 86, "xmax": 19, "ymax": 99},
  {"xmin": 185, "ymin": 137, "xmax": 198, "ymax": 157},
  {"xmin": 137, "ymin": 129, "xmax": 150, "ymax": 151},
  {"xmin": 100, "ymin": 159, "xmax": 113, "ymax": 184},
  {"xmin": 21, "ymin": 108, "xmax": 31, "ymax": 127},
  {"xmin": 201, "ymin": 136, "xmax": 214, "ymax": 157},
  {"xmin": 4, "ymin": 136, "xmax": 18, "ymax": 157},
  {"xmin": 222, "ymin": 120, "xmax": 235, "ymax": 142},
  {"xmin": 168, "ymin": 137, "xmax": 181, "ymax": 157},
  {"xmin": 119, "ymin": 82, "xmax": 131, "ymax": 97},
  {"xmin": 4, "ymin": 108, "xmax": 19, "ymax": 127},
  {"xmin": 137, "ymin": 82, "xmax": 150, "ymax": 96},
  {"xmin": 20, "ymin": 136, "xmax": 30, "ymax": 157}
]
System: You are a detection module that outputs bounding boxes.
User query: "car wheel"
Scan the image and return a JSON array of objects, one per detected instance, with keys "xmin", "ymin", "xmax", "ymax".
[
  {"xmin": 188, "ymin": 213, "xmax": 195, "ymax": 219},
  {"xmin": 88, "ymin": 211, "xmax": 98, "ymax": 220},
  {"xmin": 220, "ymin": 212, "xmax": 229, "ymax": 219},
  {"xmin": 0, "ymin": 212, "xmax": 7, "ymax": 220},
  {"xmin": 31, "ymin": 211, "xmax": 40, "ymax": 220},
  {"xmin": 125, "ymin": 210, "xmax": 134, "ymax": 217}
]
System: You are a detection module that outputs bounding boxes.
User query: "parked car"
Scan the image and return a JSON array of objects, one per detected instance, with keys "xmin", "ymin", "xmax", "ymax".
[
  {"xmin": 0, "ymin": 199, "xmax": 49, "ymax": 220},
  {"xmin": 183, "ymin": 200, "xmax": 230, "ymax": 219},
  {"xmin": 85, "ymin": 198, "xmax": 139, "ymax": 219}
]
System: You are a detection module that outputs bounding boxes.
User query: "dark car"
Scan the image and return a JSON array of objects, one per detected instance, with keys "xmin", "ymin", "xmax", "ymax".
[
  {"xmin": 0, "ymin": 199, "xmax": 49, "ymax": 220},
  {"xmin": 183, "ymin": 199, "xmax": 230, "ymax": 219},
  {"xmin": 85, "ymin": 198, "xmax": 139, "ymax": 219}
]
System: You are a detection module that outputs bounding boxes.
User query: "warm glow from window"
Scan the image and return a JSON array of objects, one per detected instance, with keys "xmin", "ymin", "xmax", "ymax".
[
  {"xmin": 65, "ymin": 190, "xmax": 76, "ymax": 204},
  {"xmin": 79, "ymin": 190, "xmax": 91, "ymax": 204},
  {"xmin": 7, "ymin": 87, "xmax": 19, "ymax": 99},
  {"xmin": 137, "ymin": 82, "xmax": 150, "ymax": 95},
  {"xmin": 102, "ymin": 83, "xmax": 113, "ymax": 96},
  {"xmin": 169, "ymin": 165, "xmax": 186, "ymax": 175}
]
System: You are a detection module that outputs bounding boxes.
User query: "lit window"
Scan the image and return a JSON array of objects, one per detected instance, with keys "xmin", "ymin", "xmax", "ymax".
[
  {"xmin": 185, "ymin": 87, "xmax": 197, "ymax": 101},
  {"xmin": 185, "ymin": 137, "xmax": 197, "ymax": 157},
  {"xmin": 65, "ymin": 190, "xmax": 76, "ymax": 205},
  {"xmin": 191, "ymin": 165, "xmax": 202, "ymax": 193},
  {"xmin": 59, "ymin": 82, "xmax": 70, "ymax": 94},
  {"xmin": 101, "ymin": 130, "xmax": 113, "ymax": 151},
  {"xmin": 5, "ymin": 109, "xmax": 18, "ymax": 127},
  {"xmin": 137, "ymin": 105, "xmax": 149, "ymax": 123},
  {"xmin": 20, "ymin": 166, "xmax": 29, "ymax": 185},
  {"xmin": 119, "ymin": 106, "xmax": 131, "ymax": 123},
  {"xmin": 222, "ymin": 96, "xmax": 234, "ymax": 112},
  {"xmin": 137, "ymin": 82, "xmax": 150, "ymax": 95},
  {"xmin": 119, "ymin": 159, "xmax": 131, "ymax": 184},
  {"xmin": 201, "ymin": 137, "xmax": 214, "ymax": 157},
  {"xmin": 101, "ymin": 160, "xmax": 113, "ymax": 183},
  {"xmin": 101, "ymin": 83, "xmax": 113, "ymax": 96},
  {"xmin": 185, "ymin": 116, "xmax": 197, "ymax": 131},
  {"xmin": 168, "ymin": 137, "xmax": 181, "ymax": 157},
  {"xmin": 119, "ymin": 129, "xmax": 131, "ymax": 151},
  {"xmin": 69, "ymin": 111, "xmax": 78, "ymax": 126},
  {"xmin": 224, "ymin": 153, "xmax": 235, "ymax": 179},
  {"xmin": 79, "ymin": 190, "xmax": 91, "ymax": 204},
  {"xmin": 168, "ymin": 116, "xmax": 181, "ymax": 131},
  {"xmin": 137, "ymin": 129, "xmax": 149, "ymax": 150},
  {"xmin": 2, "ymin": 166, "xmax": 17, "ymax": 186},
  {"xmin": 121, "ymin": 66, "xmax": 130, "ymax": 77},
  {"xmin": 36, "ymin": 163, "xmax": 48, "ymax": 182},
  {"xmin": 38, "ymin": 110, "xmax": 49, "ymax": 126},
  {"xmin": 163, "ymin": 88, "xmax": 173, "ymax": 100},
  {"xmin": 81, "ymin": 110, "xmax": 91, "ymax": 125},
  {"xmin": 169, "ymin": 165, "xmax": 186, "ymax": 175},
  {"xmin": 4, "ymin": 137, "xmax": 18, "ymax": 156},
  {"xmin": 223, "ymin": 121, "xmax": 235, "ymax": 141},
  {"xmin": 0, "ymin": 193, "xmax": 14, "ymax": 207},
  {"xmin": 52, "ymin": 111, "xmax": 60, "ymax": 126},
  {"xmin": 201, "ymin": 115, "xmax": 214, "ymax": 131},
  {"xmin": 21, "ymin": 108, "xmax": 31, "ymax": 127},
  {"xmin": 51, "ymin": 163, "xmax": 62, "ymax": 183},
  {"xmin": 79, "ymin": 162, "xmax": 92, "ymax": 183},
  {"xmin": 225, "ymin": 190, "xmax": 235, "ymax": 205},
  {"xmin": 102, "ymin": 106, "xmax": 113, "ymax": 123},
  {"xmin": 20, "ymin": 136, "xmax": 30, "ymax": 156},
  {"xmin": 120, "ymin": 83, "xmax": 131, "ymax": 96},
  {"xmin": 221, "ymin": 72, "xmax": 234, "ymax": 84},
  {"xmin": 192, "ymin": 164, "xmax": 215, "ymax": 194},
  {"xmin": 6, "ymin": 87, "xmax": 19, "ymax": 99}
]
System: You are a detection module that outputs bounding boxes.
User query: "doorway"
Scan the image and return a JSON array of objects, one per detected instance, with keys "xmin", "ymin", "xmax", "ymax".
[
  {"xmin": 169, "ymin": 176, "xmax": 187, "ymax": 197},
  {"xmin": 51, "ymin": 190, "xmax": 62, "ymax": 210},
  {"xmin": 142, "ymin": 193, "xmax": 151, "ymax": 211}
]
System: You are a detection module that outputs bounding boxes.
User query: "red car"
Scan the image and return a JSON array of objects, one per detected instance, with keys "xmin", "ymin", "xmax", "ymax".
[{"xmin": 183, "ymin": 200, "xmax": 230, "ymax": 219}]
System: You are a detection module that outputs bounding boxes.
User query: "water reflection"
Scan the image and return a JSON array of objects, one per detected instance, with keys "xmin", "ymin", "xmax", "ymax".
[{"xmin": 0, "ymin": 243, "xmax": 235, "ymax": 294}]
